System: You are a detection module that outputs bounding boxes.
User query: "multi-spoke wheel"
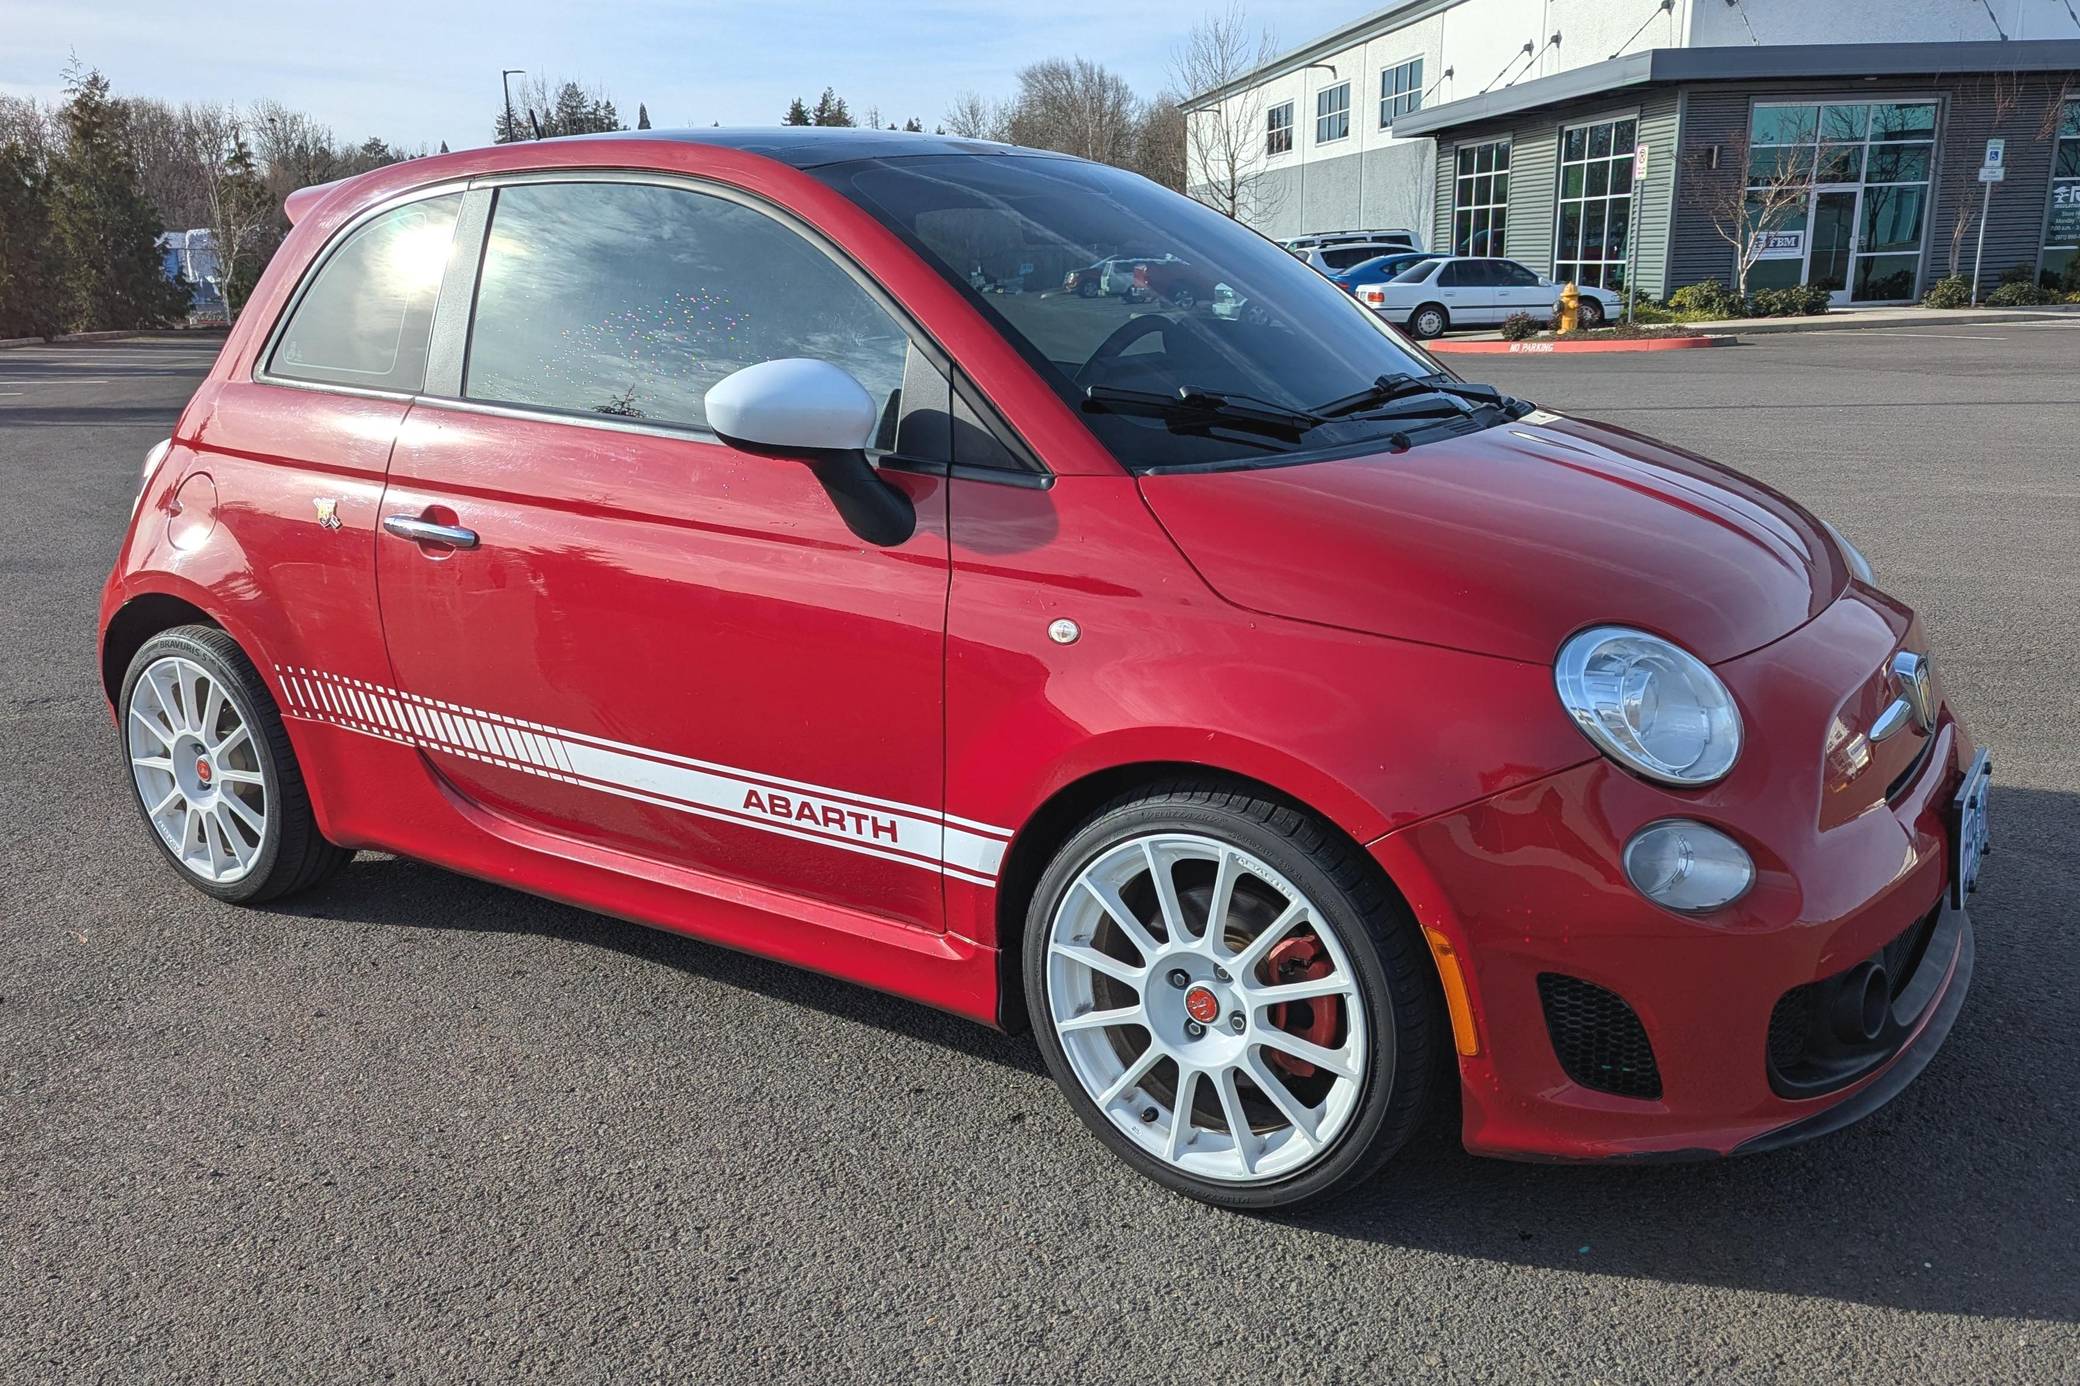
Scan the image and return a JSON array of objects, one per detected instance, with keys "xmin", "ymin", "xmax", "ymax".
[
  {"xmin": 1025, "ymin": 783, "xmax": 1440, "ymax": 1209},
  {"xmin": 118, "ymin": 625, "xmax": 348, "ymax": 903}
]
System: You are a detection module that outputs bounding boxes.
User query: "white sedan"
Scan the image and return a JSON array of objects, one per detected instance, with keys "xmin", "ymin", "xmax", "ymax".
[{"xmin": 1359, "ymin": 256, "xmax": 1624, "ymax": 338}]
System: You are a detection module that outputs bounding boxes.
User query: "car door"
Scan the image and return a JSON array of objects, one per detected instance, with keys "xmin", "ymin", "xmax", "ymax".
[
  {"xmin": 1431, "ymin": 259, "xmax": 1479, "ymax": 321},
  {"xmin": 1494, "ymin": 259, "xmax": 1553, "ymax": 318},
  {"xmin": 372, "ymin": 178, "xmax": 955, "ymax": 933}
]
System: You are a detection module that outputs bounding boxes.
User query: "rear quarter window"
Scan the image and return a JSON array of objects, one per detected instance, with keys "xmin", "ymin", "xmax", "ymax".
[{"xmin": 267, "ymin": 193, "xmax": 462, "ymax": 393}]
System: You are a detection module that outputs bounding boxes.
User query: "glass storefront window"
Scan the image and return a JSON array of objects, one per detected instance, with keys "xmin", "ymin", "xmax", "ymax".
[
  {"xmin": 1554, "ymin": 115, "xmax": 1636, "ymax": 290},
  {"xmin": 1746, "ymin": 99, "xmax": 1935, "ymax": 302},
  {"xmin": 2042, "ymin": 98, "xmax": 2080, "ymax": 291},
  {"xmin": 1453, "ymin": 139, "xmax": 1510, "ymax": 256}
]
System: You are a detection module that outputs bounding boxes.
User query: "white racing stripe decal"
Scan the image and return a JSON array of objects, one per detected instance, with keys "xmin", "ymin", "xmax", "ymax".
[{"xmin": 274, "ymin": 665, "xmax": 1011, "ymax": 886}]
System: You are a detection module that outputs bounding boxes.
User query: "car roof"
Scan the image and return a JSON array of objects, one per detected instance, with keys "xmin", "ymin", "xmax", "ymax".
[{"xmin": 557, "ymin": 126, "xmax": 1072, "ymax": 169}]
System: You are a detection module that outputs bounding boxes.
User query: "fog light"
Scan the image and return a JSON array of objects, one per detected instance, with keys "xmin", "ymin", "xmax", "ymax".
[{"xmin": 1622, "ymin": 820, "xmax": 1754, "ymax": 913}]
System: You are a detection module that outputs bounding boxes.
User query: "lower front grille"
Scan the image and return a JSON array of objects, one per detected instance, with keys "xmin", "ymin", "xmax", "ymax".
[
  {"xmin": 1537, "ymin": 973, "xmax": 1662, "ymax": 1100},
  {"xmin": 1767, "ymin": 905, "xmax": 1942, "ymax": 1097}
]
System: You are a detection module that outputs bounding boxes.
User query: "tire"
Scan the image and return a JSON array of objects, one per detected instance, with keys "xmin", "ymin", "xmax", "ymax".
[
  {"xmin": 1023, "ymin": 780, "xmax": 1441, "ymax": 1210},
  {"xmin": 1576, "ymin": 298, "xmax": 1607, "ymax": 328},
  {"xmin": 118, "ymin": 625, "xmax": 350, "ymax": 904},
  {"xmin": 1408, "ymin": 304, "xmax": 1449, "ymax": 339}
]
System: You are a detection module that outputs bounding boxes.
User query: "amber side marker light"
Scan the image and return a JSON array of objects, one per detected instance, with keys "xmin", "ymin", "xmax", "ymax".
[{"xmin": 1422, "ymin": 925, "xmax": 1482, "ymax": 1057}]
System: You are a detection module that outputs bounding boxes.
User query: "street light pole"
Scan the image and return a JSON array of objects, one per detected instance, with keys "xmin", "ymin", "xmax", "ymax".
[{"xmin": 500, "ymin": 69, "xmax": 525, "ymax": 144}]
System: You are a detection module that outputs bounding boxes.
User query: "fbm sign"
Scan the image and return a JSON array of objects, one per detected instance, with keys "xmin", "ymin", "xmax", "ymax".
[{"xmin": 1753, "ymin": 229, "xmax": 1805, "ymax": 259}]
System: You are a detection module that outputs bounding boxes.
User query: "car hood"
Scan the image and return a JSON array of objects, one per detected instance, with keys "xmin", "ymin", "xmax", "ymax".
[{"xmin": 1138, "ymin": 410, "xmax": 1846, "ymax": 666}]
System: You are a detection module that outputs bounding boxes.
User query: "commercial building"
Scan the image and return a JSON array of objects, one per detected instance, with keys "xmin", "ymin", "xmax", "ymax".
[{"xmin": 1183, "ymin": 1, "xmax": 2080, "ymax": 301}]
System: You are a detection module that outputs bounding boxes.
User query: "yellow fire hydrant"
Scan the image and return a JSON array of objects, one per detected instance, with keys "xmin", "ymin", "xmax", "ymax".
[{"xmin": 1557, "ymin": 281, "xmax": 1581, "ymax": 334}]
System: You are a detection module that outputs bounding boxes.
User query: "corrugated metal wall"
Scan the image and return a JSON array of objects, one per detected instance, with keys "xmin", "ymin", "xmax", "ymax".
[
  {"xmin": 1928, "ymin": 74, "xmax": 2072, "ymax": 294},
  {"xmin": 1666, "ymin": 88, "xmax": 1752, "ymax": 291}
]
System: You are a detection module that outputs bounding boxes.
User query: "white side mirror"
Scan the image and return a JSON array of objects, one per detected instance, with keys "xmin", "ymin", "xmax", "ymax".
[
  {"xmin": 705, "ymin": 357, "xmax": 877, "ymax": 454},
  {"xmin": 702, "ymin": 358, "xmax": 913, "ymax": 548}
]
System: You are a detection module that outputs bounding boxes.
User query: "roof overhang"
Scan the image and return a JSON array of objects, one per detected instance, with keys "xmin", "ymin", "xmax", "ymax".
[
  {"xmin": 1389, "ymin": 39, "xmax": 2080, "ymax": 135},
  {"xmin": 1392, "ymin": 39, "xmax": 2080, "ymax": 136}
]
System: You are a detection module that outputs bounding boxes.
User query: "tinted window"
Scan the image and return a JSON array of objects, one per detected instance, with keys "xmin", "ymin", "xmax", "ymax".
[
  {"xmin": 269, "ymin": 193, "xmax": 461, "ymax": 392},
  {"xmin": 465, "ymin": 182, "xmax": 910, "ymax": 434},
  {"xmin": 1498, "ymin": 261, "xmax": 1541, "ymax": 287},
  {"xmin": 1438, "ymin": 261, "xmax": 1472, "ymax": 287},
  {"xmin": 1391, "ymin": 259, "xmax": 1439, "ymax": 283},
  {"xmin": 1320, "ymin": 246, "xmax": 1380, "ymax": 269},
  {"xmin": 816, "ymin": 155, "xmax": 1440, "ymax": 471}
]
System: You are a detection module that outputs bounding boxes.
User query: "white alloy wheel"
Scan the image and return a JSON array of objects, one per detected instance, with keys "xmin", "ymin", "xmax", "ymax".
[
  {"xmin": 127, "ymin": 654, "xmax": 269, "ymax": 884},
  {"xmin": 1044, "ymin": 832, "xmax": 1371, "ymax": 1184}
]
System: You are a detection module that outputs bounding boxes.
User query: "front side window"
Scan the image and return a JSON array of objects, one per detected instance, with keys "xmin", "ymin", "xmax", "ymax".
[
  {"xmin": 1380, "ymin": 57, "xmax": 1424, "ymax": 127},
  {"xmin": 1555, "ymin": 116, "xmax": 1637, "ymax": 291},
  {"xmin": 2043, "ymin": 98, "xmax": 2080, "ymax": 289},
  {"xmin": 268, "ymin": 193, "xmax": 461, "ymax": 392},
  {"xmin": 1266, "ymin": 102, "xmax": 1294, "ymax": 156},
  {"xmin": 1316, "ymin": 83, "xmax": 1351, "ymax": 144},
  {"xmin": 464, "ymin": 181, "xmax": 910, "ymax": 433},
  {"xmin": 816, "ymin": 154, "xmax": 1455, "ymax": 471},
  {"xmin": 1452, "ymin": 140, "xmax": 1510, "ymax": 256}
]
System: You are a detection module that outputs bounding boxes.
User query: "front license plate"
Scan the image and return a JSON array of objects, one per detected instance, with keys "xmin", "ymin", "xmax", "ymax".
[{"xmin": 1951, "ymin": 749, "xmax": 1992, "ymax": 910}]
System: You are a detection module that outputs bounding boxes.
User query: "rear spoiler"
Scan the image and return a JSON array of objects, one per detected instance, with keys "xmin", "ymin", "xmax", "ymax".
[{"xmin": 283, "ymin": 178, "xmax": 347, "ymax": 227}]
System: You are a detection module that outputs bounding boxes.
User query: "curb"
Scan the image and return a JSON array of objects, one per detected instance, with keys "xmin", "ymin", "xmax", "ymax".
[
  {"xmin": 1430, "ymin": 334, "xmax": 1732, "ymax": 355},
  {"xmin": 0, "ymin": 329, "xmax": 226, "ymax": 351}
]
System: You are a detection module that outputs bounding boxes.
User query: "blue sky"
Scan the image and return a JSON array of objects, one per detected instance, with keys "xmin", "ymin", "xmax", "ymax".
[{"xmin": 1, "ymin": 0, "xmax": 1329, "ymax": 150}]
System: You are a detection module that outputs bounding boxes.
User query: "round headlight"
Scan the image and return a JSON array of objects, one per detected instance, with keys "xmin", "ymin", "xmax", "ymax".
[
  {"xmin": 1823, "ymin": 520, "xmax": 1874, "ymax": 585},
  {"xmin": 1554, "ymin": 627, "xmax": 1742, "ymax": 786},
  {"xmin": 1623, "ymin": 819, "xmax": 1754, "ymax": 912}
]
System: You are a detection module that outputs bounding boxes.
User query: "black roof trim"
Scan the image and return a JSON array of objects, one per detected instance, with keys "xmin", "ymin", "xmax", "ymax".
[
  {"xmin": 553, "ymin": 127, "xmax": 1076, "ymax": 169},
  {"xmin": 1393, "ymin": 39, "xmax": 2080, "ymax": 136}
]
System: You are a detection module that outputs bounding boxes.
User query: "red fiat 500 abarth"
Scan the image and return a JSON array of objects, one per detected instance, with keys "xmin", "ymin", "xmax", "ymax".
[{"xmin": 100, "ymin": 131, "xmax": 1989, "ymax": 1209}]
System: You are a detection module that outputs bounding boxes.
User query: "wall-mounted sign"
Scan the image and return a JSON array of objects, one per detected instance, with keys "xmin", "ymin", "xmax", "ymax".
[
  {"xmin": 2049, "ymin": 183, "xmax": 2080, "ymax": 245},
  {"xmin": 1753, "ymin": 229, "xmax": 1805, "ymax": 260}
]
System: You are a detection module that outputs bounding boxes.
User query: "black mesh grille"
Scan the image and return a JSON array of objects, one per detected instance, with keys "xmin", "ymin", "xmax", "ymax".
[
  {"xmin": 1767, "ymin": 904, "xmax": 1943, "ymax": 1095},
  {"xmin": 1537, "ymin": 973, "xmax": 1663, "ymax": 1100},
  {"xmin": 1767, "ymin": 984, "xmax": 1817, "ymax": 1072}
]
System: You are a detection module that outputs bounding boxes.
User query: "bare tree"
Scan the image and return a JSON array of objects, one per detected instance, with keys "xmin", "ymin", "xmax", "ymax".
[
  {"xmin": 1171, "ymin": 3, "xmax": 1282, "ymax": 219},
  {"xmin": 1689, "ymin": 130, "xmax": 1810, "ymax": 300},
  {"xmin": 1135, "ymin": 93, "xmax": 1187, "ymax": 191},
  {"xmin": 1006, "ymin": 58, "xmax": 1140, "ymax": 164},
  {"xmin": 942, "ymin": 91, "xmax": 1008, "ymax": 141}
]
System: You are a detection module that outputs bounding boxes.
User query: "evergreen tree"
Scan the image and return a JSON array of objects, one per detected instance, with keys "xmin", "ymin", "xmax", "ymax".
[
  {"xmin": 46, "ymin": 64, "xmax": 187, "ymax": 331},
  {"xmin": 809, "ymin": 88, "xmax": 853, "ymax": 127},
  {"xmin": 637, "ymin": 103, "xmax": 652, "ymax": 130},
  {"xmin": 783, "ymin": 97, "xmax": 811, "ymax": 126},
  {"xmin": 0, "ymin": 139, "xmax": 58, "ymax": 339},
  {"xmin": 903, "ymin": 117, "xmax": 924, "ymax": 132},
  {"xmin": 439, "ymin": 140, "xmax": 450, "ymax": 154}
]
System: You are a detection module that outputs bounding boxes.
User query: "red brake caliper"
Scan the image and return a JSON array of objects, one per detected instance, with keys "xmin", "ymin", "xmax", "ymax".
[{"xmin": 1265, "ymin": 935, "xmax": 1340, "ymax": 1078}]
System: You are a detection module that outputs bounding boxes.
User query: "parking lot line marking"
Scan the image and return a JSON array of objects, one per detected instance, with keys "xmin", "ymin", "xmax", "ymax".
[
  {"xmin": 1818, "ymin": 331, "xmax": 2006, "ymax": 340},
  {"xmin": 0, "ymin": 378, "xmax": 116, "ymax": 384}
]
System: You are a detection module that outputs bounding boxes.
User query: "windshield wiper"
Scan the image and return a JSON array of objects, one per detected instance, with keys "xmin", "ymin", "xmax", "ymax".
[
  {"xmin": 1081, "ymin": 384, "xmax": 1322, "ymax": 438},
  {"xmin": 1312, "ymin": 372, "xmax": 1519, "ymax": 420}
]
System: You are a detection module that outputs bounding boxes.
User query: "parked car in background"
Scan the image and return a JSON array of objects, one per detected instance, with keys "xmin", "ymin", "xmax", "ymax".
[
  {"xmin": 1327, "ymin": 251, "xmax": 1440, "ymax": 297},
  {"xmin": 1284, "ymin": 228, "xmax": 1423, "ymax": 274},
  {"xmin": 1363, "ymin": 256, "xmax": 1623, "ymax": 337},
  {"xmin": 101, "ymin": 130, "xmax": 1984, "ymax": 1212},
  {"xmin": 1125, "ymin": 257, "xmax": 1220, "ymax": 309}
]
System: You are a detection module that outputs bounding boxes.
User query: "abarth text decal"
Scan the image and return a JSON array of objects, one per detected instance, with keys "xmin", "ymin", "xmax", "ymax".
[{"xmin": 273, "ymin": 665, "xmax": 1010, "ymax": 886}]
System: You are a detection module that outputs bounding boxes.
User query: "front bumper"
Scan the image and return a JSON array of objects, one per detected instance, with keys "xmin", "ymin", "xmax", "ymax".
[{"xmin": 1371, "ymin": 592, "xmax": 1979, "ymax": 1162}]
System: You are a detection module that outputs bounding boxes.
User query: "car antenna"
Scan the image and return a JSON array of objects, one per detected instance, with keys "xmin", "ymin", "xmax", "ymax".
[{"xmin": 527, "ymin": 109, "xmax": 544, "ymax": 140}]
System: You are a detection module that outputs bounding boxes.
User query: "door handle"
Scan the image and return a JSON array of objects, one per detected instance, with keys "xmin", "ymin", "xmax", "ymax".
[{"xmin": 383, "ymin": 514, "xmax": 479, "ymax": 549}]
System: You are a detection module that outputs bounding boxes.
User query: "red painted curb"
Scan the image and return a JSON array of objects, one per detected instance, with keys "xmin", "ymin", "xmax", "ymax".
[{"xmin": 1429, "ymin": 334, "xmax": 1732, "ymax": 354}]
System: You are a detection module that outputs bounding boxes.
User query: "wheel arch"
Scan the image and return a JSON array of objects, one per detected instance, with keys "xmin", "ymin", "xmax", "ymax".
[
  {"xmin": 101, "ymin": 592, "xmax": 221, "ymax": 705},
  {"xmin": 989, "ymin": 758, "xmax": 1426, "ymax": 1033}
]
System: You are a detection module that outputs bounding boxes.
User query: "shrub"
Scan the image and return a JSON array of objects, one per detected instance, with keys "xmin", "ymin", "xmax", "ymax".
[
  {"xmin": 1748, "ymin": 285, "xmax": 1829, "ymax": 317},
  {"xmin": 1987, "ymin": 279, "xmax": 2056, "ymax": 306},
  {"xmin": 1500, "ymin": 311, "xmax": 1538, "ymax": 340},
  {"xmin": 1995, "ymin": 262, "xmax": 2037, "ymax": 287},
  {"xmin": 1667, "ymin": 279, "xmax": 1744, "ymax": 318},
  {"xmin": 1922, "ymin": 275, "xmax": 1972, "ymax": 309}
]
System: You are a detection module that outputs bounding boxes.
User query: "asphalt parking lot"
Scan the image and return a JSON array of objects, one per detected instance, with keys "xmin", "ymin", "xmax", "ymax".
[{"xmin": 4, "ymin": 328, "xmax": 2077, "ymax": 1383}]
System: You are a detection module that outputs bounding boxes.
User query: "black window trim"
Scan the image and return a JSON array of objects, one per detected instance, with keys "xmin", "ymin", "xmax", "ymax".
[{"xmin": 256, "ymin": 168, "xmax": 1050, "ymax": 488}]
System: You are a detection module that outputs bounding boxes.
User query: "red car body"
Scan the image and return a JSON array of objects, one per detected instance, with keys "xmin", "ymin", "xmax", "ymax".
[{"xmin": 100, "ymin": 133, "xmax": 1978, "ymax": 1167}]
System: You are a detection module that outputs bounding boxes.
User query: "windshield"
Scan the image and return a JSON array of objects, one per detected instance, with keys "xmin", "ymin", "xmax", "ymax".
[{"xmin": 814, "ymin": 154, "xmax": 1471, "ymax": 470}]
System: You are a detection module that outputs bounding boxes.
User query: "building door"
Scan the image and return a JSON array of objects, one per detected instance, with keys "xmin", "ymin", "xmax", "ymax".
[{"xmin": 1809, "ymin": 188, "xmax": 1859, "ymax": 307}]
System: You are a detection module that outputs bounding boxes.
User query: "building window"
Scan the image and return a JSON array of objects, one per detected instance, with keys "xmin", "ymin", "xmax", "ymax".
[
  {"xmin": 1316, "ymin": 82, "xmax": 1351, "ymax": 144},
  {"xmin": 1452, "ymin": 139, "xmax": 1509, "ymax": 256},
  {"xmin": 1744, "ymin": 100, "xmax": 1936, "ymax": 302},
  {"xmin": 2042, "ymin": 97, "xmax": 2080, "ymax": 290},
  {"xmin": 1266, "ymin": 102, "xmax": 1293, "ymax": 156},
  {"xmin": 1380, "ymin": 58, "xmax": 1423, "ymax": 128},
  {"xmin": 1555, "ymin": 116, "xmax": 1637, "ymax": 291}
]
